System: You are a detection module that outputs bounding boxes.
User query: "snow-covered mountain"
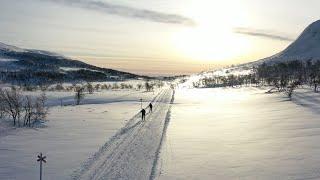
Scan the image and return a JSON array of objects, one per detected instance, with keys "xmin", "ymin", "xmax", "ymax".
[
  {"xmin": 255, "ymin": 20, "xmax": 320, "ymax": 64},
  {"xmin": 0, "ymin": 42, "xmax": 142, "ymax": 84},
  {"xmin": 208, "ymin": 20, "xmax": 320, "ymax": 77},
  {"xmin": 0, "ymin": 42, "xmax": 26, "ymax": 53},
  {"xmin": 191, "ymin": 20, "xmax": 320, "ymax": 80}
]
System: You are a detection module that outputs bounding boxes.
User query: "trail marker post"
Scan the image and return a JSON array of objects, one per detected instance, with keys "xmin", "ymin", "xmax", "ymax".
[{"xmin": 37, "ymin": 153, "xmax": 46, "ymax": 180}]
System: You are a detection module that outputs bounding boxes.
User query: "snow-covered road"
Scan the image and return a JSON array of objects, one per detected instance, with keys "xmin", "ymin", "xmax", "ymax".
[{"xmin": 72, "ymin": 88, "xmax": 174, "ymax": 180}]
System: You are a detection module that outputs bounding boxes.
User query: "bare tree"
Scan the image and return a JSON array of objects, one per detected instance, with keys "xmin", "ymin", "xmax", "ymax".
[
  {"xmin": 156, "ymin": 81, "xmax": 164, "ymax": 88},
  {"xmin": 34, "ymin": 92, "xmax": 49, "ymax": 121},
  {"xmin": 23, "ymin": 96, "xmax": 35, "ymax": 127},
  {"xmin": 0, "ymin": 89, "xmax": 49, "ymax": 127},
  {"xmin": 286, "ymin": 81, "xmax": 300, "ymax": 100},
  {"xmin": 136, "ymin": 84, "xmax": 143, "ymax": 90},
  {"xmin": 55, "ymin": 83, "xmax": 64, "ymax": 91},
  {"xmin": 120, "ymin": 83, "xmax": 126, "ymax": 89},
  {"xmin": 145, "ymin": 81, "xmax": 154, "ymax": 91},
  {"xmin": 112, "ymin": 83, "xmax": 119, "ymax": 90},
  {"xmin": 95, "ymin": 84, "xmax": 101, "ymax": 91},
  {"xmin": 0, "ymin": 89, "xmax": 23, "ymax": 126},
  {"xmin": 40, "ymin": 84, "xmax": 49, "ymax": 91},
  {"xmin": 74, "ymin": 86, "xmax": 85, "ymax": 105},
  {"xmin": 86, "ymin": 82, "xmax": 94, "ymax": 94},
  {"xmin": 0, "ymin": 95, "xmax": 6, "ymax": 119}
]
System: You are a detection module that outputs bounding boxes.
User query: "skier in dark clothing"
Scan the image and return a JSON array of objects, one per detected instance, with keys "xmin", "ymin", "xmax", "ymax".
[
  {"xmin": 141, "ymin": 108, "xmax": 146, "ymax": 120},
  {"xmin": 149, "ymin": 103, "xmax": 153, "ymax": 112}
]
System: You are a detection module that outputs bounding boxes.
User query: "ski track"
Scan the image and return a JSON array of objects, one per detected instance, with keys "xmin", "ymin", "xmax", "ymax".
[
  {"xmin": 71, "ymin": 88, "xmax": 174, "ymax": 180},
  {"xmin": 149, "ymin": 89, "xmax": 175, "ymax": 180}
]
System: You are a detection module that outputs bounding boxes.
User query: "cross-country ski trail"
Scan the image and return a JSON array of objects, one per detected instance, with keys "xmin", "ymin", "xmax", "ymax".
[{"xmin": 72, "ymin": 88, "xmax": 175, "ymax": 180}]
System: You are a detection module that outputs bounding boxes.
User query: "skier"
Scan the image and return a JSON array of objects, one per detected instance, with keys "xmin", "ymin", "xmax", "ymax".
[
  {"xmin": 141, "ymin": 108, "xmax": 146, "ymax": 120},
  {"xmin": 149, "ymin": 103, "xmax": 153, "ymax": 112}
]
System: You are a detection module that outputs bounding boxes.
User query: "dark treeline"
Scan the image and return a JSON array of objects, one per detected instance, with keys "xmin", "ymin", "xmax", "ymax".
[
  {"xmin": 0, "ymin": 69, "xmax": 130, "ymax": 86},
  {"xmin": 196, "ymin": 60, "xmax": 320, "ymax": 99},
  {"xmin": 256, "ymin": 60, "xmax": 320, "ymax": 93}
]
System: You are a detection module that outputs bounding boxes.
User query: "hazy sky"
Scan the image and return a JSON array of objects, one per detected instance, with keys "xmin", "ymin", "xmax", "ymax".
[{"xmin": 0, "ymin": 0, "xmax": 320, "ymax": 75}]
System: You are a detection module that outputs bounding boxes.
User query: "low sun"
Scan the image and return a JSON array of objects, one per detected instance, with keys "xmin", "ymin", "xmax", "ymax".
[
  {"xmin": 172, "ymin": 26, "xmax": 249, "ymax": 62},
  {"xmin": 171, "ymin": 0, "xmax": 250, "ymax": 63}
]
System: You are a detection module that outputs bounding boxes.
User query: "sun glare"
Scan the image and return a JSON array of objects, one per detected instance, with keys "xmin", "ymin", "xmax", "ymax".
[{"xmin": 172, "ymin": 0, "xmax": 250, "ymax": 63}]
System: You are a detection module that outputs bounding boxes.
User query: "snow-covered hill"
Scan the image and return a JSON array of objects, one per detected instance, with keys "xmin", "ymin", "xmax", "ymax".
[
  {"xmin": 254, "ymin": 20, "xmax": 320, "ymax": 65},
  {"xmin": 0, "ymin": 42, "xmax": 26, "ymax": 53},
  {"xmin": 0, "ymin": 42, "xmax": 142, "ymax": 84},
  {"xmin": 198, "ymin": 20, "xmax": 320, "ymax": 78}
]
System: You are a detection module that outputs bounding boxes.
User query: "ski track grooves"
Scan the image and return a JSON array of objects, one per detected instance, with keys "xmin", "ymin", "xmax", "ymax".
[
  {"xmin": 71, "ymin": 88, "xmax": 174, "ymax": 180},
  {"xmin": 149, "ymin": 89, "xmax": 175, "ymax": 180}
]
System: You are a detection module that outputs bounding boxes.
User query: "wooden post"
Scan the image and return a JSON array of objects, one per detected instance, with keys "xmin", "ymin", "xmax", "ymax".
[{"xmin": 40, "ymin": 159, "xmax": 42, "ymax": 180}]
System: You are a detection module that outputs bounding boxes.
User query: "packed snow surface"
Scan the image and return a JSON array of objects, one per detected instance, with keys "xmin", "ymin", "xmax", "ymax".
[
  {"xmin": 3, "ymin": 82, "xmax": 320, "ymax": 179},
  {"xmin": 0, "ymin": 89, "xmax": 160, "ymax": 180},
  {"xmin": 157, "ymin": 87, "xmax": 320, "ymax": 180},
  {"xmin": 73, "ymin": 88, "xmax": 174, "ymax": 180}
]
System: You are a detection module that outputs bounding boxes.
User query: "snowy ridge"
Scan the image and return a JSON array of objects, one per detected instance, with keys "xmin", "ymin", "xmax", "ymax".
[
  {"xmin": 0, "ymin": 41, "xmax": 141, "ymax": 83},
  {"xmin": 197, "ymin": 20, "xmax": 320, "ymax": 78},
  {"xmin": 253, "ymin": 20, "xmax": 320, "ymax": 65},
  {"xmin": 0, "ymin": 42, "xmax": 63, "ymax": 57},
  {"xmin": 71, "ymin": 88, "xmax": 174, "ymax": 180},
  {"xmin": 27, "ymin": 49, "xmax": 64, "ymax": 58},
  {"xmin": 0, "ymin": 42, "xmax": 25, "ymax": 53}
]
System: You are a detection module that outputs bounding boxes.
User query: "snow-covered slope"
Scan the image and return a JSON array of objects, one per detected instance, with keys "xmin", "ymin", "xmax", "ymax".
[
  {"xmin": 255, "ymin": 20, "xmax": 320, "ymax": 64},
  {"xmin": 0, "ymin": 42, "xmax": 142, "ymax": 84},
  {"xmin": 0, "ymin": 42, "xmax": 63, "ymax": 57},
  {"xmin": 198, "ymin": 20, "xmax": 320, "ymax": 77},
  {"xmin": 158, "ymin": 87, "xmax": 320, "ymax": 180},
  {"xmin": 0, "ymin": 42, "xmax": 26, "ymax": 53}
]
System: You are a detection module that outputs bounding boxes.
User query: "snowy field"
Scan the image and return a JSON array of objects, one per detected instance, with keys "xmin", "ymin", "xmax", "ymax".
[
  {"xmin": 0, "ymin": 89, "xmax": 159, "ymax": 180},
  {"xmin": 157, "ymin": 87, "xmax": 320, "ymax": 180},
  {"xmin": 2, "ymin": 84, "xmax": 320, "ymax": 179}
]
